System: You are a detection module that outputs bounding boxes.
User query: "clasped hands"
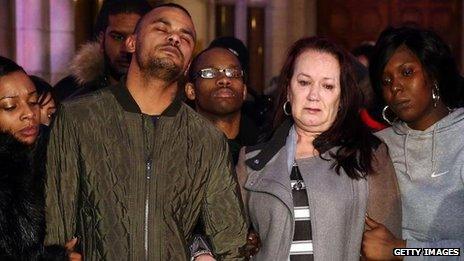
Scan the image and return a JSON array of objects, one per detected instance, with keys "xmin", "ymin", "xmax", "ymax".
[{"xmin": 362, "ymin": 216, "xmax": 406, "ymax": 261}]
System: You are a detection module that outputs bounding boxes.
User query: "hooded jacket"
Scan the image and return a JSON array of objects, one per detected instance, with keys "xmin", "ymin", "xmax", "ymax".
[
  {"xmin": 45, "ymin": 81, "xmax": 248, "ymax": 260},
  {"xmin": 53, "ymin": 42, "xmax": 109, "ymax": 102},
  {"xmin": 376, "ymin": 108, "xmax": 464, "ymax": 259}
]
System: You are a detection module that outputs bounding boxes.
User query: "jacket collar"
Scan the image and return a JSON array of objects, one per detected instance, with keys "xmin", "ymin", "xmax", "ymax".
[
  {"xmin": 243, "ymin": 144, "xmax": 293, "ymax": 213},
  {"xmin": 109, "ymin": 77, "xmax": 182, "ymax": 117},
  {"xmin": 245, "ymin": 118, "xmax": 293, "ymax": 170}
]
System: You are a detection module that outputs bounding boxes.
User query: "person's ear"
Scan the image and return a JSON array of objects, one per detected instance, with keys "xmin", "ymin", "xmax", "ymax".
[
  {"xmin": 184, "ymin": 61, "xmax": 192, "ymax": 76},
  {"xmin": 98, "ymin": 31, "xmax": 105, "ymax": 53},
  {"xmin": 242, "ymin": 84, "xmax": 248, "ymax": 101},
  {"xmin": 185, "ymin": 82, "xmax": 196, "ymax": 100},
  {"xmin": 126, "ymin": 34, "xmax": 136, "ymax": 54}
]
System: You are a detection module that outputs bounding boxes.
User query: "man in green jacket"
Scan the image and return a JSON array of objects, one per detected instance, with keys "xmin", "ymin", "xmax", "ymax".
[{"xmin": 45, "ymin": 3, "xmax": 248, "ymax": 260}]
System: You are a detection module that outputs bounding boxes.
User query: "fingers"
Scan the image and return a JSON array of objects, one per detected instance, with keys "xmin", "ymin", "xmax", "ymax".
[
  {"xmin": 194, "ymin": 255, "xmax": 216, "ymax": 261},
  {"xmin": 364, "ymin": 215, "xmax": 380, "ymax": 229},
  {"xmin": 64, "ymin": 237, "xmax": 78, "ymax": 251},
  {"xmin": 65, "ymin": 237, "xmax": 81, "ymax": 261},
  {"xmin": 69, "ymin": 252, "xmax": 82, "ymax": 261}
]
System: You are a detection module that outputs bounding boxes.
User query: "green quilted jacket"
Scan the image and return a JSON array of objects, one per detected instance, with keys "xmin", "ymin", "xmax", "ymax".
[{"xmin": 45, "ymin": 82, "xmax": 248, "ymax": 260}]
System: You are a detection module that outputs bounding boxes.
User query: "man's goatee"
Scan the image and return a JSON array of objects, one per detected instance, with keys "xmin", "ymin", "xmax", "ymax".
[{"xmin": 141, "ymin": 57, "xmax": 182, "ymax": 82}]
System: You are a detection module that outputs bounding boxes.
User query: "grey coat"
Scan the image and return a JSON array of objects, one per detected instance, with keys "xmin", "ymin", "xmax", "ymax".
[{"xmin": 237, "ymin": 124, "xmax": 401, "ymax": 261}]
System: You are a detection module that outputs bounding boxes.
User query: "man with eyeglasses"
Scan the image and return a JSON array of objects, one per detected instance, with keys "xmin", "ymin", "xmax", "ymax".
[
  {"xmin": 185, "ymin": 46, "xmax": 261, "ymax": 259},
  {"xmin": 186, "ymin": 47, "xmax": 259, "ymax": 164}
]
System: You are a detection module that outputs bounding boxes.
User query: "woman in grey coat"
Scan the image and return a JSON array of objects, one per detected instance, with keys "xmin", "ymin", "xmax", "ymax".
[{"xmin": 236, "ymin": 37, "xmax": 402, "ymax": 261}]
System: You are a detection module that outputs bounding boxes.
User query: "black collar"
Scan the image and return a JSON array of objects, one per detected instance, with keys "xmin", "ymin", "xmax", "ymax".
[
  {"xmin": 245, "ymin": 118, "xmax": 293, "ymax": 170},
  {"xmin": 109, "ymin": 78, "xmax": 182, "ymax": 117}
]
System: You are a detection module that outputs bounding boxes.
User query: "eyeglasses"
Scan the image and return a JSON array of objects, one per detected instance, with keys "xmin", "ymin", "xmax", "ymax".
[{"xmin": 194, "ymin": 68, "xmax": 243, "ymax": 79}]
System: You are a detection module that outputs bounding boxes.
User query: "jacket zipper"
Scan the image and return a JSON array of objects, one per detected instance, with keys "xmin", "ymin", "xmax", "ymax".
[
  {"xmin": 288, "ymin": 208, "xmax": 295, "ymax": 257},
  {"xmin": 144, "ymin": 160, "xmax": 152, "ymax": 260},
  {"xmin": 142, "ymin": 116, "xmax": 153, "ymax": 261}
]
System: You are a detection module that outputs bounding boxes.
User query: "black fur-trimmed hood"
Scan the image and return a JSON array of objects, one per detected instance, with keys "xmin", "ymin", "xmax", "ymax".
[
  {"xmin": 0, "ymin": 133, "xmax": 44, "ymax": 260},
  {"xmin": 0, "ymin": 132, "xmax": 67, "ymax": 260}
]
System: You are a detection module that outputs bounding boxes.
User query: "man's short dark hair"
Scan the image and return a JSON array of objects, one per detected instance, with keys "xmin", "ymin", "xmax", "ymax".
[
  {"xmin": 188, "ymin": 48, "xmax": 209, "ymax": 83},
  {"xmin": 133, "ymin": 3, "xmax": 192, "ymax": 35},
  {"xmin": 94, "ymin": 0, "xmax": 152, "ymax": 37},
  {"xmin": 209, "ymin": 37, "xmax": 249, "ymax": 77}
]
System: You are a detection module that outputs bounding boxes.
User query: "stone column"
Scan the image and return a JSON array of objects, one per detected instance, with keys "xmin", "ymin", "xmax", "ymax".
[
  {"xmin": 287, "ymin": 0, "xmax": 304, "ymax": 43},
  {"xmin": 264, "ymin": 0, "xmax": 288, "ymax": 87},
  {"xmin": 305, "ymin": 0, "xmax": 317, "ymax": 37},
  {"xmin": 288, "ymin": 0, "xmax": 316, "ymax": 43},
  {"xmin": 171, "ymin": 0, "xmax": 210, "ymax": 51},
  {"xmin": 262, "ymin": 0, "xmax": 317, "ymax": 91},
  {"xmin": 49, "ymin": 0, "xmax": 75, "ymax": 84},
  {"xmin": 15, "ymin": 0, "xmax": 50, "ymax": 79},
  {"xmin": 234, "ymin": 0, "xmax": 247, "ymax": 43},
  {"xmin": 206, "ymin": 0, "xmax": 216, "ymax": 44}
]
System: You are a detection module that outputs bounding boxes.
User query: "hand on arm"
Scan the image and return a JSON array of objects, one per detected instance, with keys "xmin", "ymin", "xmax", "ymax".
[
  {"xmin": 191, "ymin": 231, "xmax": 261, "ymax": 261},
  {"xmin": 194, "ymin": 253, "xmax": 216, "ymax": 261},
  {"xmin": 190, "ymin": 234, "xmax": 215, "ymax": 261},
  {"xmin": 362, "ymin": 216, "xmax": 405, "ymax": 260},
  {"xmin": 64, "ymin": 238, "xmax": 82, "ymax": 261},
  {"xmin": 202, "ymin": 139, "xmax": 248, "ymax": 260},
  {"xmin": 245, "ymin": 229, "xmax": 261, "ymax": 257}
]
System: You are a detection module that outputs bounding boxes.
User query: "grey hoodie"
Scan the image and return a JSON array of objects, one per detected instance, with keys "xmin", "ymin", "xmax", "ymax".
[{"xmin": 376, "ymin": 108, "xmax": 464, "ymax": 260}]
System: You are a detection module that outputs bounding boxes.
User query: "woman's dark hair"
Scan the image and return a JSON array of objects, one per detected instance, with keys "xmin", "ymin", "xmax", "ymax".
[
  {"xmin": 351, "ymin": 42, "xmax": 375, "ymax": 60},
  {"xmin": 274, "ymin": 36, "xmax": 380, "ymax": 179},
  {"xmin": 0, "ymin": 56, "xmax": 25, "ymax": 77},
  {"xmin": 30, "ymin": 75, "xmax": 55, "ymax": 106},
  {"xmin": 369, "ymin": 26, "xmax": 464, "ymax": 109}
]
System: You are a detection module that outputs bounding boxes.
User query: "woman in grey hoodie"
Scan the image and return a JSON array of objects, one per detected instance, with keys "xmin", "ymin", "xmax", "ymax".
[{"xmin": 365, "ymin": 26, "xmax": 464, "ymax": 260}]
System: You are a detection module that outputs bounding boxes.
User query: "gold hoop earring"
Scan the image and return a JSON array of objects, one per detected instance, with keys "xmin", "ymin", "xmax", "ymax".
[{"xmin": 283, "ymin": 101, "xmax": 292, "ymax": 116}]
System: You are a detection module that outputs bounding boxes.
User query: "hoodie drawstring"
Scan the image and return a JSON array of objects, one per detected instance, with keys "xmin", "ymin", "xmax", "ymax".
[
  {"xmin": 403, "ymin": 124, "xmax": 439, "ymax": 177},
  {"xmin": 431, "ymin": 124, "xmax": 439, "ymax": 176},
  {"xmin": 404, "ymin": 131, "xmax": 410, "ymax": 175}
]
